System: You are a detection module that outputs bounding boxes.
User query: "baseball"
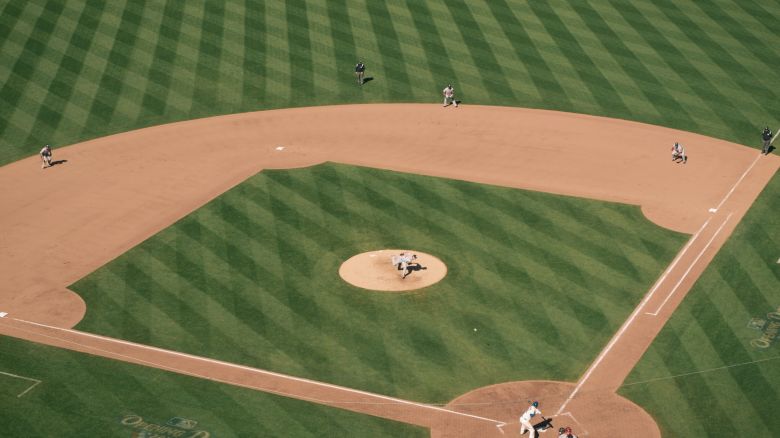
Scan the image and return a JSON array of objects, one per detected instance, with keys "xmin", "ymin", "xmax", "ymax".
[{"xmin": 473, "ymin": 328, "xmax": 478, "ymax": 332}]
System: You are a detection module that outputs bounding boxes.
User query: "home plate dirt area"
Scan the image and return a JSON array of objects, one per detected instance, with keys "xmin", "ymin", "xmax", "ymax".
[{"xmin": 1, "ymin": 104, "xmax": 778, "ymax": 437}]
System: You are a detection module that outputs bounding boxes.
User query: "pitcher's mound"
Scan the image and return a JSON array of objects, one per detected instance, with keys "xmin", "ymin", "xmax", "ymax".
[{"xmin": 339, "ymin": 249, "xmax": 447, "ymax": 292}]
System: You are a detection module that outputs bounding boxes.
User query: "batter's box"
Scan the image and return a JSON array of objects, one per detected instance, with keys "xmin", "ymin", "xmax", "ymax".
[{"xmin": 0, "ymin": 371, "xmax": 42, "ymax": 398}]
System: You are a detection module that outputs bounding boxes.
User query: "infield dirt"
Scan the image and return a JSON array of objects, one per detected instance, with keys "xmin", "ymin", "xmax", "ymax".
[{"xmin": 1, "ymin": 104, "xmax": 777, "ymax": 437}]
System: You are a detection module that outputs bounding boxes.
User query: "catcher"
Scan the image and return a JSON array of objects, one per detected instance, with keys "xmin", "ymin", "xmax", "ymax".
[{"xmin": 558, "ymin": 426, "xmax": 578, "ymax": 438}]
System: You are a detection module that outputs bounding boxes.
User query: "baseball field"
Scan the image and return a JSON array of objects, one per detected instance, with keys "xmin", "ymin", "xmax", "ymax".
[{"xmin": 1, "ymin": 1, "xmax": 779, "ymax": 437}]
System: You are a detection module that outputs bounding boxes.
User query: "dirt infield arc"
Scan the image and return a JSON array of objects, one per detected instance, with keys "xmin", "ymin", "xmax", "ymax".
[{"xmin": 1, "ymin": 104, "xmax": 778, "ymax": 437}]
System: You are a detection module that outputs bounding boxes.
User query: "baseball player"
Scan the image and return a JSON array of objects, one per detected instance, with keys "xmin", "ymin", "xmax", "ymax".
[
  {"xmin": 558, "ymin": 426, "xmax": 577, "ymax": 438},
  {"xmin": 761, "ymin": 126, "xmax": 773, "ymax": 155},
  {"xmin": 40, "ymin": 144, "xmax": 53, "ymax": 168},
  {"xmin": 671, "ymin": 142, "xmax": 687, "ymax": 163},
  {"xmin": 394, "ymin": 253, "xmax": 419, "ymax": 279},
  {"xmin": 355, "ymin": 61, "xmax": 366, "ymax": 85},
  {"xmin": 519, "ymin": 401, "xmax": 543, "ymax": 438},
  {"xmin": 442, "ymin": 84, "xmax": 458, "ymax": 107}
]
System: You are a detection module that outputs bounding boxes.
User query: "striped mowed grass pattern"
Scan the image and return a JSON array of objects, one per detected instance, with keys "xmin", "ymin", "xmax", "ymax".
[
  {"xmin": 0, "ymin": 334, "xmax": 425, "ymax": 437},
  {"xmin": 1, "ymin": 0, "xmax": 779, "ymax": 167},
  {"xmin": 71, "ymin": 163, "xmax": 687, "ymax": 403},
  {"xmin": 620, "ymin": 173, "xmax": 780, "ymax": 437}
]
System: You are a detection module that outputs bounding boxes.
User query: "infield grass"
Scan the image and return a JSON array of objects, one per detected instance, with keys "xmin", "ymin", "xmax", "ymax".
[
  {"xmin": 0, "ymin": 334, "xmax": 425, "ymax": 437},
  {"xmin": 620, "ymin": 172, "xmax": 780, "ymax": 437},
  {"xmin": 1, "ymin": 0, "xmax": 779, "ymax": 166},
  {"xmin": 71, "ymin": 163, "xmax": 687, "ymax": 403}
]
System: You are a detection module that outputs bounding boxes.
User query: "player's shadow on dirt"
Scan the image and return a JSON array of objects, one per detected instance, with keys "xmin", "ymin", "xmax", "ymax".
[
  {"xmin": 49, "ymin": 159, "xmax": 68, "ymax": 167},
  {"xmin": 533, "ymin": 418, "xmax": 554, "ymax": 433},
  {"xmin": 766, "ymin": 145, "xmax": 776, "ymax": 154},
  {"xmin": 406, "ymin": 263, "xmax": 427, "ymax": 273}
]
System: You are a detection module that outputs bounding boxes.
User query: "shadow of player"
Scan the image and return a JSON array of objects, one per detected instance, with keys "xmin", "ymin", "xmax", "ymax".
[
  {"xmin": 406, "ymin": 263, "xmax": 427, "ymax": 273},
  {"xmin": 533, "ymin": 418, "xmax": 554, "ymax": 433}
]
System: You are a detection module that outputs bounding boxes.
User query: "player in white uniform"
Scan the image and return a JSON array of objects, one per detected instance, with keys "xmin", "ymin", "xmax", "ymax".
[
  {"xmin": 520, "ymin": 401, "xmax": 542, "ymax": 437},
  {"xmin": 40, "ymin": 144, "xmax": 52, "ymax": 168},
  {"xmin": 671, "ymin": 142, "xmax": 686, "ymax": 163},
  {"xmin": 392, "ymin": 253, "xmax": 418, "ymax": 278},
  {"xmin": 442, "ymin": 84, "xmax": 458, "ymax": 107}
]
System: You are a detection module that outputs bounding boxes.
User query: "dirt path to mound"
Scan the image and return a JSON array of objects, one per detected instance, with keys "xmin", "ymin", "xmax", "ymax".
[{"xmin": 1, "ymin": 104, "xmax": 778, "ymax": 436}]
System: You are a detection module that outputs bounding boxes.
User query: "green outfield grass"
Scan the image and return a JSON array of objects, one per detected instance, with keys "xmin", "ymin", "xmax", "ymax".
[
  {"xmin": 620, "ymin": 172, "xmax": 780, "ymax": 437},
  {"xmin": 0, "ymin": 335, "xmax": 424, "ymax": 437},
  {"xmin": 1, "ymin": 0, "xmax": 779, "ymax": 167},
  {"xmin": 71, "ymin": 163, "xmax": 686, "ymax": 403}
]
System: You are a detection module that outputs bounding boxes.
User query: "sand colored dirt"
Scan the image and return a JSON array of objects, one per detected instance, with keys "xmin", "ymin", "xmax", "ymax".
[
  {"xmin": 434, "ymin": 381, "xmax": 659, "ymax": 438},
  {"xmin": 339, "ymin": 250, "xmax": 447, "ymax": 291},
  {"xmin": 1, "ymin": 104, "xmax": 778, "ymax": 437}
]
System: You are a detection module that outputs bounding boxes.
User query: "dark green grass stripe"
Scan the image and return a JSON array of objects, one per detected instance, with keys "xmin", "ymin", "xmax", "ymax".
[
  {"xmin": 0, "ymin": 1, "xmax": 65, "ymax": 139},
  {"xmin": 567, "ymin": 2, "xmax": 697, "ymax": 127},
  {"xmin": 325, "ymin": 0, "xmax": 362, "ymax": 98},
  {"xmin": 23, "ymin": 2, "xmax": 105, "ymax": 140},
  {"xmin": 365, "ymin": 1, "xmax": 413, "ymax": 98},
  {"xmin": 607, "ymin": 0, "xmax": 755, "ymax": 138},
  {"xmin": 688, "ymin": 292, "xmax": 777, "ymax": 431},
  {"xmin": 657, "ymin": 329, "xmax": 742, "ymax": 436},
  {"xmin": 81, "ymin": 0, "xmax": 146, "ymax": 132},
  {"xmin": 652, "ymin": 0, "xmax": 779, "ymax": 105},
  {"xmin": 441, "ymin": 1, "xmax": 516, "ymax": 103},
  {"xmin": 527, "ymin": 1, "xmax": 632, "ymax": 117},
  {"xmin": 403, "ymin": 1, "xmax": 458, "ymax": 89},
  {"xmin": 242, "ymin": 1, "xmax": 266, "ymax": 107},
  {"xmin": 695, "ymin": 0, "xmax": 780, "ymax": 72},
  {"xmin": 192, "ymin": 1, "xmax": 225, "ymax": 113},
  {"xmin": 139, "ymin": 1, "xmax": 186, "ymax": 117},
  {"xmin": 325, "ymin": 0, "xmax": 361, "ymax": 94},
  {"xmin": 0, "ymin": 1, "xmax": 25, "ymax": 51},
  {"xmin": 715, "ymin": 250, "xmax": 775, "ymax": 313},
  {"xmin": 485, "ymin": 0, "xmax": 571, "ymax": 108},
  {"xmin": 734, "ymin": 0, "xmax": 780, "ymax": 36},
  {"xmin": 286, "ymin": 0, "xmax": 315, "ymax": 101}
]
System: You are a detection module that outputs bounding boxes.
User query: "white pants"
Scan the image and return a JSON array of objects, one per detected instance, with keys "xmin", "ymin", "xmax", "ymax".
[
  {"xmin": 443, "ymin": 96, "xmax": 455, "ymax": 106},
  {"xmin": 520, "ymin": 418, "xmax": 536, "ymax": 438}
]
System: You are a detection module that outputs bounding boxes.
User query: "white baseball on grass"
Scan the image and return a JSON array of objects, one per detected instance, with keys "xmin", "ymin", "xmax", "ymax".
[{"xmin": 473, "ymin": 328, "xmax": 477, "ymax": 332}]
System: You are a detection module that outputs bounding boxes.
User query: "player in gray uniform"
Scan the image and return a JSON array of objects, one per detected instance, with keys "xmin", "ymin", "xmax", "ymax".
[
  {"xmin": 442, "ymin": 84, "xmax": 458, "ymax": 107},
  {"xmin": 40, "ymin": 144, "xmax": 53, "ymax": 168},
  {"xmin": 671, "ymin": 142, "xmax": 687, "ymax": 163}
]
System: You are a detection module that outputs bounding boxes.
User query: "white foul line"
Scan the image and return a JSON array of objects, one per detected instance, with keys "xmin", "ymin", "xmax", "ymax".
[
  {"xmin": 5, "ymin": 318, "xmax": 504, "ymax": 426},
  {"xmin": 771, "ymin": 127, "xmax": 780, "ymax": 145},
  {"xmin": 558, "ymin": 412, "xmax": 589, "ymax": 436},
  {"xmin": 711, "ymin": 153, "xmax": 761, "ymax": 212},
  {"xmin": 0, "ymin": 370, "xmax": 42, "ymax": 398},
  {"xmin": 641, "ymin": 217, "xmax": 711, "ymax": 304},
  {"xmin": 555, "ymin": 216, "xmax": 714, "ymax": 415},
  {"xmin": 645, "ymin": 213, "xmax": 732, "ymax": 316}
]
